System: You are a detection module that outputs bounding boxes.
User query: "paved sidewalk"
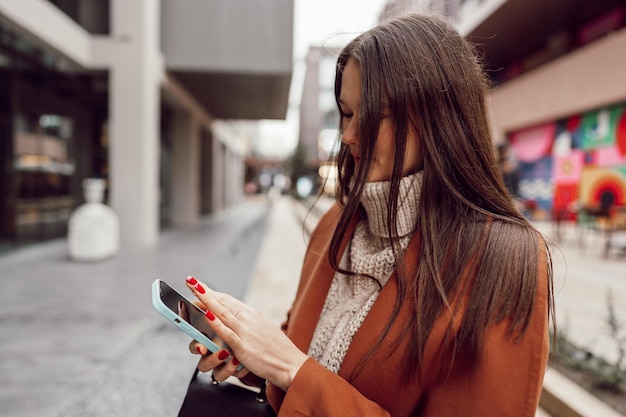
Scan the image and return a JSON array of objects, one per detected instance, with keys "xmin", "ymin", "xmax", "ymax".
[
  {"xmin": 0, "ymin": 197, "xmax": 271, "ymax": 417},
  {"xmin": 243, "ymin": 196, "xmax": 308, "ymax": 324}
]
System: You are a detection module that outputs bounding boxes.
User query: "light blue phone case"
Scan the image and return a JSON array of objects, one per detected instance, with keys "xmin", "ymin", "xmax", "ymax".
[{"xmin": 151, "ymin": 279, "xmax": 222, "ymax": 354}]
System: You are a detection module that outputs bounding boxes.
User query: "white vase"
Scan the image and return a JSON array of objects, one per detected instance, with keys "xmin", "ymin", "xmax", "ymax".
[{"xmin": 68, "ymin": 178, "xmax": 120, "ymax": 261}]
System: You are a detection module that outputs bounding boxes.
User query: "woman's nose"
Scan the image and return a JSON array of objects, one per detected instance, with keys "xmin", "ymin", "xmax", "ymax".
[{"xmin": 341, "ymin": 119, "xmax": 359, "ymax": 146}]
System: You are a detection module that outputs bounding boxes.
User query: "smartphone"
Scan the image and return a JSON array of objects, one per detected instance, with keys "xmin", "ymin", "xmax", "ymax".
[{"xmin": 151, "ymin": 279, "xmax": 224, "ymax": 354}]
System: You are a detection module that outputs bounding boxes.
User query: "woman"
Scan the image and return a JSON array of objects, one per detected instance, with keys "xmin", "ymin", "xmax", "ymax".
[{"xmin": 185, "ymin": 11, "xmax": 555, "ymax": 417}]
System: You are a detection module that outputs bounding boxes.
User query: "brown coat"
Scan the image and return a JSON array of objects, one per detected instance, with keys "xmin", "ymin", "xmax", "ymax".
[{"xmin": 266, "ymin": 204, "xmax": 549, "ymax": 417}]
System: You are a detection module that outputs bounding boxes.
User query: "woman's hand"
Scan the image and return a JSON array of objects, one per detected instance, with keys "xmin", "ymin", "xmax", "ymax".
[{"xmin": 185, "ymin": 276, "xmax": 309, "ymax": 391}]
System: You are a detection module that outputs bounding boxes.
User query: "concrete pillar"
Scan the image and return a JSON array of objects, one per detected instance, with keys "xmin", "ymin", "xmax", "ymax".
[
  {"xmin": 225, "ymin": 151, "xmax": 244, "ymax": 205},
  {"xmin": 234, "ymin": 153, "xmax": 244, "ymax": 203},
  {"xmin": 108, "ymin": 0, "xmax": 161, "ymax": 247},
  {"xmin": 171, "ymin": 111, "xmax": 200, "ymax": 226},
  {"xmin": 210, "ymin": 140, "xmax": 223, "ymax": 213},
  {"xmin": 224, "ymin": 150, "xmax": 232, "ymax": 207}
]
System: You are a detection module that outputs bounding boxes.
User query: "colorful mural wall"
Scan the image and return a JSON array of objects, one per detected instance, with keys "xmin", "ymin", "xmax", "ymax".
[{"xmin": 508, "ymin": 103, "xmax": 626, "ymax": 219}]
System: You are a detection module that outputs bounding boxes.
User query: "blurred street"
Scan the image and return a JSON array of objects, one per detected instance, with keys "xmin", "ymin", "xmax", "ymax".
[{"xmin": 0, "ymin": 194, "xmax": 624, "ymax": 416}]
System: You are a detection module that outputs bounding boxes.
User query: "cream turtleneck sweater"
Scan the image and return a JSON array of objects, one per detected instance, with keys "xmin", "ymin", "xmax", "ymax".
[{"xmin": 307, "ymin": 172, "xmax": 423, "ymax": 373}]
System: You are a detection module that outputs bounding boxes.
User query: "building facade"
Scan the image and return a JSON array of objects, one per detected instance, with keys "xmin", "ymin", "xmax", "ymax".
[
  {"xmin": 0, "ymin": 0, "xmax": 293, "ymax": 250},
  {"xmin": 297, "ymin": 45, "xmax": 341, "ymax": 189}
]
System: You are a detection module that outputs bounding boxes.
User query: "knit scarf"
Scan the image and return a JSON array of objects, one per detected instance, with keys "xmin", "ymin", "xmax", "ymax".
[{"xmin": 307, "ymin": 171, "xmax": 423, "ymax": 373}]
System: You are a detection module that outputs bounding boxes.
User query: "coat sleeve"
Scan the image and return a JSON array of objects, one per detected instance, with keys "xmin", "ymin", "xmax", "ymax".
[{"xmin": 276, "ymin": 358, "xmax": 393, "ymax": 417}]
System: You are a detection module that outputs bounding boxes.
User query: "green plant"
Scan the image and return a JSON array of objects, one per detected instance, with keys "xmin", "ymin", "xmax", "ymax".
[
  {"xmin": 552, "ymin": 289, "xmax": 626, "ymax": 393},
  {"xmin": 601, "ymin": 289, "xmax": 626, "ymax": 390}
]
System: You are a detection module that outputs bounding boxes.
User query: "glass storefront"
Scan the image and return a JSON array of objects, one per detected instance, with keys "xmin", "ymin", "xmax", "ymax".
[
  {"xmin": 0, "ymin": 22, "xmax": 108, "ymax": 250},
  {"xmin": 14, "ymin": 112, "xmax": 75, "ymax": 243}
]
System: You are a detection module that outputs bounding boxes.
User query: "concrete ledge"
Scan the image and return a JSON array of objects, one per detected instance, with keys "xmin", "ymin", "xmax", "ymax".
[{"xmin": 541, "ymin": 368, "xmax": 623, "ymax": 417}]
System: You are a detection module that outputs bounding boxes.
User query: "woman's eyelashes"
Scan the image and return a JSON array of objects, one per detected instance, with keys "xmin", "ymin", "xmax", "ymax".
[
  {"xmin": 341, "ymin": 112, "xmax": 354, "ymax": 132},
  {"xmin": 339, "ymin": 104, "xmax": 353, "ymax": 118}
]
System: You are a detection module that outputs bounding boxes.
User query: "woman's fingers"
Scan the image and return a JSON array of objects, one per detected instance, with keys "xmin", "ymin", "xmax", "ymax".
[
  {"xmin": 189, "ymin": 340, "xmax": 250, "ymax": 382},
  {"xmin": 185, "ymin": 276, "xmax": 247, "ymax": 324},
  {"xmin": 197, "ymin": 348, "xmax": 230, "ymax": 373},
  {"xmin": 185, "ymin": 276, "xmax": 248, "ymax": 374},
  {"xmin": 184, "ymin": 275, "xmax": 308, "ymax": 390},
  {"xmin": 189, "ymin": 340, "xmax": 207, "ymax": 356},
  {"xmin": 193, "ymin": 346, "xmax": 231, "ymax": 372},
  {"xmin": 212, "ymin": 355, "xmax": 249, "ymax": 382}
]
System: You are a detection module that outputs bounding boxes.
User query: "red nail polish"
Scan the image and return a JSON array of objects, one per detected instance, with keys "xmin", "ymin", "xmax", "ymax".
[
  {"xmin": 196, "ymin": 346, "xmax": 203, "ymax": 355},
  {"xmin": 232, "ymin": 356, "xmax": 239, "ymax": 366},
  {"xmin": 205, "ymin": 310, "xmax": 215, "ymax": 321},
  {"xmin": 195, "ymin": 283, "xmax": 205, "ymax": 294},
  {"xmin": 218, "ymin": 350, "xmax": 229, "ymax": 360},
  {"xmin": 186, "ymin": 276, "xmax": 198, "ymax": 285}
]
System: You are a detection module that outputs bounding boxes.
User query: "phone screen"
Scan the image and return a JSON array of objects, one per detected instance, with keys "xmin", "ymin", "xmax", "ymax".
[{"xmin": 157, "ymin": 280, "xmax": 219, "ymax": 341}]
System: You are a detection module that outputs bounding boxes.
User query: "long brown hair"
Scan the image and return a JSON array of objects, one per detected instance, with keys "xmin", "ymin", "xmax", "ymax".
[{"xmin": 329, "ymin": 12, "xmax": 555, "ymax": 379}]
